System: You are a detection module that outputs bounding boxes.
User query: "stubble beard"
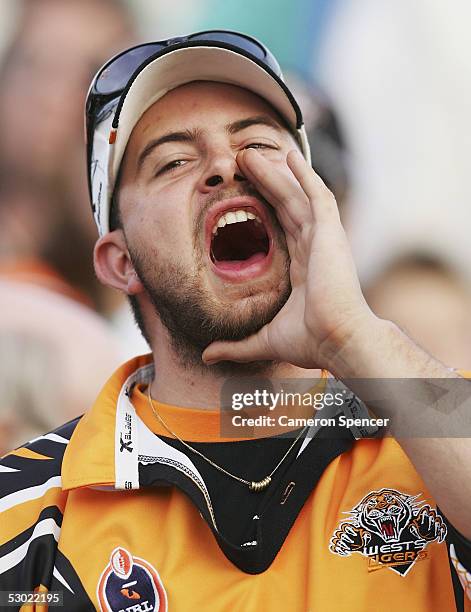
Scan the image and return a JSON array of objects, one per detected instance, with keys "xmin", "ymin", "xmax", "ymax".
[{"xmin": 126, "ymin": 188, "xmax": 291, "ymax": 375}]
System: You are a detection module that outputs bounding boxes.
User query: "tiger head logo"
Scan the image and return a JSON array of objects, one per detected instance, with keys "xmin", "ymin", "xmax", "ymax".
[
  {"xmin": 351, "ymin": 488, "xmax": 416, "ymax": 542},
  {"xmin": 330, "ymin": 488, "xmax": 447, "ymax": 575}
]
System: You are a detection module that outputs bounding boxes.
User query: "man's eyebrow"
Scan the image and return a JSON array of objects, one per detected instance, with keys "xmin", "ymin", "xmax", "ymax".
[
  {"xmin": 226, "ymin": 115, "xmax": 283, "ymax": 135},
  {"xmin": 137, "ymin": 128, "xmax": 200, "ymax": 172}
]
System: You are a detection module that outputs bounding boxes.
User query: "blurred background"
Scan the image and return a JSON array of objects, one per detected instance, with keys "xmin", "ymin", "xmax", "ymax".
[{"xmin": 1, "ymin": 0, "xmax": 471, "ymax": 452}]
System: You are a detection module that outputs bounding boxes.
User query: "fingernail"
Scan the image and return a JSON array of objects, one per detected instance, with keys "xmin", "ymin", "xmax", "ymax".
[{"xmin": 202, "ymin": 355, "xmax": 217, "ymax": 365}]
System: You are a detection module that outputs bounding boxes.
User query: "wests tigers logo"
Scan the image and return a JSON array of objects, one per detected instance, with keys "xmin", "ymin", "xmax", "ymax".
[{"xmin": 330, "ymin": 488, "xmax": 447, "ymax": 576}]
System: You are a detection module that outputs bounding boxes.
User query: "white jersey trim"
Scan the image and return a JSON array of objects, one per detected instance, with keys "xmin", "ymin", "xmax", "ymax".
[
  {"xmin": 0, "ymin": 475, "xmax": 62, "ymax": 513},
  {"xmin": 0, "ymin": 518, "xmax": 61, "ymax": 574}
]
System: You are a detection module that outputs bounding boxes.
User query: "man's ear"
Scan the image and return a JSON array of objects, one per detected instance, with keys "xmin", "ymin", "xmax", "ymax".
[{"xmin": 93, "ymin": 230, "xmax": 144, "ymax": 296}]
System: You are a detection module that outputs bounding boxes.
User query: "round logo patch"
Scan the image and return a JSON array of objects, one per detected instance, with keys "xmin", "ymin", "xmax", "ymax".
[{"xmin": 97, "ymin": 547, "xmax": 167, "ymax": 611}]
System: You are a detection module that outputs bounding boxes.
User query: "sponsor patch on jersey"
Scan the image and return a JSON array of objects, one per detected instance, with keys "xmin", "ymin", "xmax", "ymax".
[
  {"xmin": 97, "ymin": 547, "xmax": 167, "ymax": 611},
  {"xmin": 329, "ymin": 488, "xmax": 447, "ymax": 576}
]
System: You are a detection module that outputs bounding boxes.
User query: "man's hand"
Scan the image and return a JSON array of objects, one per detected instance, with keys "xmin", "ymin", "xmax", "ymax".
[
  {"xmin": 202, "ymin": 148, "xmax": 375, "ymax": 371},
  {"xmin": 202, "ymin": 150, "xmax": 471, "ymax": 542}
]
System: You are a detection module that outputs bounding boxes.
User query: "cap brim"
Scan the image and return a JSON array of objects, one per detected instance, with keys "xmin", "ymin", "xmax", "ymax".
[{"xmin": 111, "ymin": 45, "xmax": 309, "ymax": 186}]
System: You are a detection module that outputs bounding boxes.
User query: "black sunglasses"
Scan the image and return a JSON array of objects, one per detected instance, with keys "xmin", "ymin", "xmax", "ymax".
[
  {"xmin": 92, "ymin": 31, "xmax": 280, "ymax": 97},
  {"xmin": 86, "ymin": 30, "xmax": 282, "ymax": 137}
]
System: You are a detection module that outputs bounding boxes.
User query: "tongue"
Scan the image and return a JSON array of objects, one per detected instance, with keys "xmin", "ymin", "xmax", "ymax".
[{"xmin": 213, "ymin": 251, "xmax": 267, "ymax": 271}]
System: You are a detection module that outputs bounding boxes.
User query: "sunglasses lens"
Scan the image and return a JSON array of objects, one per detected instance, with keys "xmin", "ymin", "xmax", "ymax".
[
  {"xmin": 95, "ymin": 44, "xmax": 164, "ymax": 95},
  {"xmin": 94, "ymin": 32, "xmax": 278, "ymax": 96},
  {"xmin": 193, "ymin": 31, "xmax": 267, "ymax": 59},
  {"xmin": 194, "ymin": 31, "xmax": 281, "ymax": 75}
]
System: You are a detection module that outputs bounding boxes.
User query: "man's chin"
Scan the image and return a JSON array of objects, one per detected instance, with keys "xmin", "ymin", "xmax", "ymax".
[
  {"xmin": 212, "ymin": 284, "xmax": 285, "ymax": 311},
  {"xmin": 201, "ymin": 286, "xmax": 287, "ymax": 377},
  {"xmin": 163, "ymin": 284, "xmax": 289, "ymax": 373},
  {"xmin": 222, "ymin": 286, "xmax": 287, "ymax": 322}
]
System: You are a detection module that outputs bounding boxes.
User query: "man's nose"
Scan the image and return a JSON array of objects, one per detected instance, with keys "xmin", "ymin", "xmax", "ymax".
[{"xmin": 198, "ymin": 148, "xmax": 247, "ymax": 192}]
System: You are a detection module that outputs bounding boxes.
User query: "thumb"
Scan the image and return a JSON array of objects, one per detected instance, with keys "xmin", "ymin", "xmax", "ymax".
[{"xmin": 202, "ymin": 327, "xmax": 275, "ymax": 365}]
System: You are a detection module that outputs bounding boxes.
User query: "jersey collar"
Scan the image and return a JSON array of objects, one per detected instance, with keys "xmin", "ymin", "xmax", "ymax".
[
  {"xmin": 62, "ymin": 354, "xmax": 153, "ymax": 491},
  {"xmin": 61, "ymin": 354, "xmax": 376, "ymax": 492}
]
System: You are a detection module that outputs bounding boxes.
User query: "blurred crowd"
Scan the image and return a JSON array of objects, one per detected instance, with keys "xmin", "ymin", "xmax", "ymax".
[
  {"xmin": 1, "ymin": 0, "xmax": 470, "ymax": 454},
  {"xmin": 0, "ymin": 0, "xmax": 145, "ymax": 453}
]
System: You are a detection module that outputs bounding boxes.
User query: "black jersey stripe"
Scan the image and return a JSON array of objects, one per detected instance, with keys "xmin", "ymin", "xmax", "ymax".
[
  {"xmin": 0, "ymin": 474, "xmax": 62, "ymax": 513},
  {"xmin": 0, "ymin": 517, "xmax": 61, "ymax": 576},
  {"xmin": 51, "ymin": 549, "xmax": 95, "ymax": 608},
  {"xmin": 0, "ymin": 505, "xmax": 63, "ymax": 558},
  {"xmin": 444, "ymin": 515, "xmax": 471, "ymax": 610},
  {"xmin": 0, "ymin": 420, "xmax": 80, "ymax": 498},
  {"xmin": 0, "ymin": 459, "xmax": 62, "ymax": 498},
  {"xmin": 30, "ymin": 416, "xmax": 80, "ymax": 443},
  {"xmin": 22, "ymin": 435, "xmax": 69, "ymax": 460},
  {"xmin": 448, "ymin": 546, "xmax": 465, "ymax": 612}
]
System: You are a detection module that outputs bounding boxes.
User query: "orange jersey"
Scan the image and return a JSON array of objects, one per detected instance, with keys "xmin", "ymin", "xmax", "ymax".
[{"xmin": 1, "ymin": 354, "xmax": 470, "ymax": 611}]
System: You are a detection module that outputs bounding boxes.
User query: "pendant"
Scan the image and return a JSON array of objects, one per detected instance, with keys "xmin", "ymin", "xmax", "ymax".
[{"xmin": 249, "ymin": 476, "xmax": 272, "ymax": 492}]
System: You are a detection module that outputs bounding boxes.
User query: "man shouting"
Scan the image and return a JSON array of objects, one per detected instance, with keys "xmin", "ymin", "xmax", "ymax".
[{"xmin": 1, "ymin": 31, "xmax": 470, "ymax": 611}]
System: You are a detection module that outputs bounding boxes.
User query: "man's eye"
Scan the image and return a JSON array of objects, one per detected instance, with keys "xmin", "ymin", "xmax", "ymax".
[
  {"xmin": 156, "ymin": 159, "xmax": 188, "ymax": 176},
  {"xmin": 244, "ymin": 142, "xmax": 275, "ymax": 150}
]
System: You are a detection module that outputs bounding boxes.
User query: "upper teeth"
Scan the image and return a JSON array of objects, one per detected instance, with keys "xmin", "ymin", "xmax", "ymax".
[{"xmin": 212, "ymin": 209, "xmax": 261, "ymax": 235}]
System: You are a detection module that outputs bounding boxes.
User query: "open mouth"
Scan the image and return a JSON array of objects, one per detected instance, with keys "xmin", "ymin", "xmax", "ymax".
[{"xmin": 209, "ymin": 207, "xmax": 270, "ymax": 275}]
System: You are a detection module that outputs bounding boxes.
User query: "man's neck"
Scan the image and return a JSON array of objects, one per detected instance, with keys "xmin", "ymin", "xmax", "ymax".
[{"xmin": 148, "ymin": 337, "xmax": 323, "ymax": 409}]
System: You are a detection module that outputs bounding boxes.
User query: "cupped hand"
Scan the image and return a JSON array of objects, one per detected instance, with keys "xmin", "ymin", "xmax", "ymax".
[{"xmin": 202, "ymin": 148, "xmax": 374, "ymax": 369}]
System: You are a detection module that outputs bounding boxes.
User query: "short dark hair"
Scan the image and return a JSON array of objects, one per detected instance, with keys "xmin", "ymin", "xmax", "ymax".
[{"xmin": 109, "ymin": 185, "xmax": 122, "ymax": 231}]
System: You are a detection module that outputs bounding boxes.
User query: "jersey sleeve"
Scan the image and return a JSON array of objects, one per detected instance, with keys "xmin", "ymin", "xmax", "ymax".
[
  {"xmin": 444, "ymin": 515, "xmax": 471, "ymax": 609},
  {"xmin": 447, "ymin": 372, "xmax": 471, "ymax": 608},
  {"xmin": 0, "ymin": 420, "xmax": 77, "ymax": 592}
]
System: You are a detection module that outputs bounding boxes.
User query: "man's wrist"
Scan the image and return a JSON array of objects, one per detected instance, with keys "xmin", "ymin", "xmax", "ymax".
[
  {"xmin": 318, "ymin": 312, "xmax": 383, "ymax": 378},
  {"xmin": 319, "ymin": 315, "xmax": 452, "ymax": 379}
]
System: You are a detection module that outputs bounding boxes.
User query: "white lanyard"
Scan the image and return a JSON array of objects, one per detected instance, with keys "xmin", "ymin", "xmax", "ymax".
[{"xmin": 114, "ymin": 363, "xmax": 154, "ymax": 489}]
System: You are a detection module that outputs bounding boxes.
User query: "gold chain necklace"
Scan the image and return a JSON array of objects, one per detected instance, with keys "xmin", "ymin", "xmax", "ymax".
[{"xmin": 147, "ymin": 385, "xmax": 308, "ymax": 493}]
